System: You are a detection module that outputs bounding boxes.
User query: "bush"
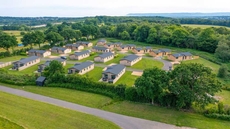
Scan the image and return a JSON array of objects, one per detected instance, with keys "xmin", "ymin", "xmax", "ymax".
[
  {"xmin": 204, "ymin": 113, "xmax": 230, "ymax": 121},
  {"xmin": 218, "ymin": 65, "xmax": 229, "ymax": 78}
]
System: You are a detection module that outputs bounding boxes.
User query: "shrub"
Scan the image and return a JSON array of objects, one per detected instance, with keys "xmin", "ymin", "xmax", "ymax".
[{"xmin": 204, "ymin": 113, "xmax": 230, "ymax": 121}]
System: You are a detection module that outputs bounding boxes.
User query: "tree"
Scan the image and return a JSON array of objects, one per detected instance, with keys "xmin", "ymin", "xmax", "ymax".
[
  {"xmin": 119, "ymin": 31, "xmax": 130, "ymax": 40},
  {"xmin": 43, "ymin": 60, "xmax": 65, "ymax": 82},
  {"xmin": 135, "ymin": 67, "xmax": 169, "ymax": 104},
  {"xmin": 215, "ymin": 39, "xmax": 230, "ymax": 62},
  {"xmin": 171, "ymin": 28, "xmax": 189, "ymax": 47},
  {"xmin": 146, "ymin": 28, "xmax": 157, "ymax": 44},
  {"xmin": 21, "ymin": 32, "xmax": 35, "ymax": 48},
  {"xmin": 0, "ymin": 33, "xmax": 18, "ymax": 51},
  {"xmin": 75, "ymin": 30, "xmax": 82, "ymax": 40},
  {"xmin": 169, "ymin": 63, "xmax": 222, "ymax": 109},
  {"xmin": 45, "ymin": 32, "xmax": 64, "ymax": 47},
  {"xmin": 33, "ymin": 31, "xmax": 45, "ymax": 48},
  {"xmin": 218, "ymin": 65, "xmax": 228, "ymax": 78},
  {"xmin": 60, "ymin": 29, "xmax": 76, "ymax": 41}
]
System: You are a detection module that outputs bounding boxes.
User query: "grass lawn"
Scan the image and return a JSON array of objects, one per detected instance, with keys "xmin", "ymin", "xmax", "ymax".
[
  {"xmin": 102, "ymin": 101, "xmax": 230, "ymax": 129},
  {"xmin": 182, "ymin": 24, "xmax": 230, "ymax": 29},
  {"xmin": 64, "ymin": 63, "xmax": 74, "ymax": 73},
  {"xmin": 216, "ymin": 90, "xmax": 230, "ymax": 105},
  {"xmin": 104, "ymin": 54, "xmax": 126, "ymax": 65},
  {"xmin": 115, "ymin": 71, "xmax": 139, "ymax": 86},
  {"xmin": 0, "ymin": 116, "xmax": 23, "ymax": 129},
  {"xmin": 0, "ymin": 56, "xmax": 27, "ymax": 62},
  {"xmin": 182, "ymin": 58, "xmax": 220, "ymax": 74},
  {"xmin": 84, "ymin": 66, "xmax": 103, "ymax": 81},
  {"xmin": 51, "ymin": 53, "xmax": 60, "ymax": 56},
  {"xmin": 131, "ymin": 58, "xmax": 164, "ymax": 70},
  {"xmin": 3, "ymin": 31, "xmax": 23, "ymax": 42},
  {"xmin": 0, "ymin": 91, "xmax": 119, "ymax": 129},
  {"xmin": 2, "ymin": 83, "xmax": 230, "ymax": 129}
]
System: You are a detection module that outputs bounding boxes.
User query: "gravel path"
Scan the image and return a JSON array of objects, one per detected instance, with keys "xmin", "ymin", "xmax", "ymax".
[{"xmin": 0, "ymin": 85, "xmax": 192, "ymax": 129}]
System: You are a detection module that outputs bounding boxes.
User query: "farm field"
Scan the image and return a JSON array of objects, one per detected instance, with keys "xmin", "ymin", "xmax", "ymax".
[
  {"xmin": 115, "ymin": 71, "xmax": 139, "ymax": 86},
  {"xmin": 182, "ymin": 24, "xmax": 230, "ymax": 29},
  {"xmin": 3, "ymin": 83, "xmax": 230, "ymax": 129},
  {"xmin": 0, "ymin": 91, "xmax": 120, "ymax": 129},
  {"xmin": 131, "ymin": 58, "xmax": 164, "ymax": 70}
]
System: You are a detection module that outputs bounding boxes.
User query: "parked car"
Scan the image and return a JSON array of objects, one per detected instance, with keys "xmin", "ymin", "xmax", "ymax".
[{"xmin": 60, "ymin": 56, "xmax": 67, "ymax": 60}]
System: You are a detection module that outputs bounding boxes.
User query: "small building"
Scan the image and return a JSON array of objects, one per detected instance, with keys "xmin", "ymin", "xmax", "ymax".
[
  {"xmin": 132, "ymin": 48, "xmax": 145, "ymax": 54},
  {"xmin": 69, "ymin": 50, "xmax": 91, "ymax": 60},
  {"xmin": 51, "ymin": 47, "xmax": 71, "ymax": 54},
  {"xmin": 97, "ymin": 39, "xmax": 107, "ymax": 46},
  {"xmin": 28, "ymin": 49, "xmax": 51, "ymax": 57},
  {"xmin": 0, "ymin": 62, "xmax": 12, "ymax": 68},
  {"xmin": 65, "ymin": 44, "xmax": 84, "ymax": 51},
  {"xmin": 36, "ymin": 76, "xmax": 46, "ymax": 86},
  {"xmin": 92, "ymin": 46, "xmax": 110, "ymax": 53},
  {"xmin": 117, "ymin": 45, "xmax": 129, "ymax": 51},
  {"xmin": 102, "ymin": 64, "xmax": 126, "ymax": 83},
  {"xmin": 68, "ymin": 61, "xmax": 94, "ymax": 75},
  {"xmin": 149, "ymin": 49, "xmax": 171, "ymax": 57},
  {"xmin": 144, "ymin": 47, "xmax": 152, "ymax": 53},
  {"xmin": 104, "ymin": 43, "xmax": 115, "ymax": 50},
  {"xmin": 13, "ymin": 56, "xmax": 40, "ymax": 71},
  {"xmin": 94, "ymin": 52, "xmax": 114, "ymax": 63},
  {"xmin": 126, "ymin": 44, "xmax": 136, "ymax": 50},
  {"xmin": 120, "ymin": 54, "xmax": 142, "ymax": 66},
  {"xmin": 76, "ymin": 41, "xmax": 93, "ymax": 47},
  {"xmin": 113, "ymin": 42, "xmax": 122, "ymax": 48},
  {"xmin": 38, "ymin": 58, "xmax": 66, "ymax": 72},
  {"xmin": 167, "ymin": 52, "xmax": 193, "ymax": 62}
]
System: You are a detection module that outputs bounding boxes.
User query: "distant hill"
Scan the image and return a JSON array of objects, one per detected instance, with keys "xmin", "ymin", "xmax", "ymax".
[{"xmin": 127, "ymin": 13, "xmax": 230, "ymax": 18}]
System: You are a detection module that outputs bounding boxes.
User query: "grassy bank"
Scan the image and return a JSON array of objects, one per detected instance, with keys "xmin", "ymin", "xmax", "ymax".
[{"xmin": 0, "ymin": 91, "xmax": 120, "ymax": 129}]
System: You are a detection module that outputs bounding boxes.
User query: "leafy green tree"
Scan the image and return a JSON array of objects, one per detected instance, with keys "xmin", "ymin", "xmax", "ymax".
[
  {"xmin": 215, "ymin": 39, "xmax": 230, "ymax": 62},
  {"xmin": 33, "ymin": 31, "xmax": 45, "ymax": 48},
  {"xmin": 171, "ymin": 28, "xmax": 189, "ymax": 47},
  {"xmin": 75, "ymin": 30, "xmax": 82, "ymax": 40},
  {"xmin": 134, "ymin": 24, "xmax": 151, "ymax": 42},
  {"xmin": 119, "ymin": 31, "xmax": 130, "ymax": 40},
  {"xmin": 135, "ymin": 67, "xmax": 169, "ymax": 104},
  {"xmin": 218, "ymin": 64, "xmax": 228, "ymax": 78},
  {"xmin": 0, "ymin": 33, "xmax": 18, "ymax": 51},
  {"xmin": 43, "ymin": 60, "xmax": 65, "ymax": 82},
  {"xmin": 169, "ymin": 63, "xmax": 222, "ymax": 109},
  {"xmin": 197, "ymin": 28, "xmax": 218, "ymax": 53},
  {"xmin": 60, "ymin": 29, "xmax": 76, "ymax": 41},
  {"xmin": 45, "ymin": 32, "xmax": 64, "ymax": 47},
  {"xmin": 21, "ymin": 32, "xmax": 35, "ymax": 48}
]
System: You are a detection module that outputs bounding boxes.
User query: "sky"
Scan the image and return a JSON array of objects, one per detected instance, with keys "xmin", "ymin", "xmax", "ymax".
[{"xmin": 1, "ymin": 0, "xmax": 230, "ymax": 17}]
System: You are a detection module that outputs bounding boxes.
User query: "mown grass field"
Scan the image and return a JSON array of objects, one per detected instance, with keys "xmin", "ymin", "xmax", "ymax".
[
  {"xmin": 85, "ymin": 66, "xmax": 104, "ymax": 81},
  {"xmin": 104, "ymin": 54, "xmax": 126, "ymax": 65},
  {"xmin": 131, "ymin": 58, "xmax": 164, "ymax": 70},
  {"xmin": 182, "ymin": 24, "xmax": 230, "ymax": 29},
  {"xmin": 115, "ymin": 71, "xmax": 139, "ymax": 86},
  {"xmin": 0, "ymin": 116, "xmax": 24, "ymax": 129},
  {"xmin": 0, "ymin": 56, "xmax": 27, "ymax": 62},
  {"xmin": 3, "ymin": 83, "xmax": 230, "ymax": 129},
  {"xmin": 3, "ymin": 31, "xmax": 23, "ymax": 43},
  {"xmin": 0, "ymin": 91, "xmax": 120, "ymax": 129},
  {"xmin": 182, "ymin": 57, "xmax": 220, "ymax": 73}
]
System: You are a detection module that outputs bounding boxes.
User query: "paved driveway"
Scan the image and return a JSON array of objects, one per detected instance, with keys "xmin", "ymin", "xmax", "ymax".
[{"xmin": 0, "ymin": 86, "xmax": 192, "ymax": 129}]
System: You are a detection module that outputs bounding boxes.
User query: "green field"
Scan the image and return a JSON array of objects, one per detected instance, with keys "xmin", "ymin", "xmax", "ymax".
[
  {"xmin": 0, "ymin": 91, "xmax": 120, "ymax": 129},
  {"xmin": 0, "ymin": 56, "xmax": 27, "ymax": 62},
  {"xmin": 85, "ymin": 66, "xmax": 103, "ymax": 81},
  {"xmin": 182, "ymin": 24, "xmax": 230, "ymax": 29},
  {"xmin": 115, "ymin": 71, "xmax": 139, "ymax": 86},
  {"xmin": 182, "ymin": 58, "xmax": 220, "ymax": 73},
  {"xmin": 3, "ymin": 84, "xmax": 230, "ymax": 129},
  {"xmin": 102, "ymin": 101, "xmax": 230, "ymax": 129},
  {"xmin": 104, "ymin": 54, "xmax": 126, "ymax": 65},
  {"xmin": 0, "ymin": 116, "xmax": 24, "ymax": 129},
  {"xmin": 3, "ymin": 31, "xmax": 23, "ymax": 42},
  {"xmin": 131, "ymin": 58, "xmax": 164, "ymax": 70}
]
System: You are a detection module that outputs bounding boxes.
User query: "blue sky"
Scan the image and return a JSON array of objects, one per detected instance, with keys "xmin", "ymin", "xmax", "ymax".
[{"xmin": 1, "ymin": 0, "xmax": 229, "ymax": 17}]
